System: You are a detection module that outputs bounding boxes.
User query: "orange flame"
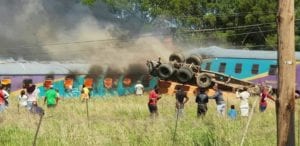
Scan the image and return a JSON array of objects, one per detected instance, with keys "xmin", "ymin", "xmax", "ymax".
[
  {"xmin": 84, "ymin": 78, "xmax": 93, "ymax": 88},
  {"xmin": 1, "ymin": 79, "xmax": 11, "ymax": 85},
  {"xmin": 64, "ymin": 78, "xmax": 73, "ymax": 89},
  {"xmin": 123, "ymin": 78, "xmax": 132, "ymax": 86},
  {"xmin": 104, "ymin": 78, "xmax": 113, "ymax": 89}
]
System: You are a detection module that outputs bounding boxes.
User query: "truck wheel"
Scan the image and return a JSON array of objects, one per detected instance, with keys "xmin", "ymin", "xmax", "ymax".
[
  {"xmin": 196, "ymin": 73, "xmax": 212, "ymax": 88},
  {"xmin": 186, "ymin": 54, "xmax": 202, "ymax": 66},
  {"xmin": 158, "ymin": 64, "xmax": 174, "ymax": 79},
  {"xmin": 176, "ymin": 67, "xmax": 193, "ymax": 83},
  {"xmin": 169, "ymin": 52, "xmax": 185, "ymax": 63}
]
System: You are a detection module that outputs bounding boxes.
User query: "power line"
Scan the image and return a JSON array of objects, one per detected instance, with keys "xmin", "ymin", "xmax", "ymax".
[
  {"xmin": 1, "ymin": 19, "xmax": 299, "ymax": 50},
  {"xmin": 18, "ymin": 24, "xmax": 280, "ymax": 47},
  {"xmin": 179, "ymin": 11, "xmax": 278, "ymax": 19},
  {"xmin": 184, "ymin": 22, "xmax": 276, "ymax": 33}
]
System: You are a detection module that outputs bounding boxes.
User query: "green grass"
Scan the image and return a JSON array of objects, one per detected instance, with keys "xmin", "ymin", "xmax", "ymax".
[{"xmin": 0, "ymin": 93, "xmax": 299, "ymax": 146}]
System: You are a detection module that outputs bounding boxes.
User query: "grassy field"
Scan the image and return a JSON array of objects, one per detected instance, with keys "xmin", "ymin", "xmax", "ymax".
[{"xmin": 0, "ymin": 92, "xmax": 299, "ymax": 146}]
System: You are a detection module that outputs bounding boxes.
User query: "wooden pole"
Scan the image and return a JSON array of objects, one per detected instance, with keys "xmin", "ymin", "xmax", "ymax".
[
  {"xmin": 86, "ymin": 99, "xmax": 89, "ymax": 121},
  {"xmin": 277, "ymin": 0, "xmax": 295, "ymax": 145},
  {"xmin": 33, "ymin": 114, "xmax": 44, "ymax": 146}
]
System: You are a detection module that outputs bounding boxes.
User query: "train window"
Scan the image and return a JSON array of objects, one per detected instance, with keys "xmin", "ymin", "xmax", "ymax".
[
  {"xmin": 251, "ymin": 64, "xmax": 259, "ymax": 74},
  {"xmin": 205, "ymin": 62, "xmax": 211, "ymax": 70},
  {"xmin": 269, "ymin": 65, "xmax": 278, "ymax": 75},
  {"xmin": 235, "ymin": 63, "xmax": 242, "ymax": 74},
  {"xmin": 218, "ymin": 62, "xmax": 226, "ymax": 73}
]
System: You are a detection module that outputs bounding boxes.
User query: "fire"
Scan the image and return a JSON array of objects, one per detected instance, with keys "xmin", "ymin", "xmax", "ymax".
[
  {"xmin": 123, "ymin": 78, "xmax": 132, "ymax": 87},
  {"xmin": 84, "ymin": 78, "xmax": 93, "ymax": 88},
  {"xmin": 104, "ymin": 78, "xmax": 113, "ymax": 89},
  {"xmin": 64, "ymin": 78, "xmax": 73, "ymax": 89}
]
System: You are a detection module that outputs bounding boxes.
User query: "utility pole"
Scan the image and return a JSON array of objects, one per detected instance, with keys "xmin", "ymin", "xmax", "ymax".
[{"xmin": 277, "ymin": 0, "xmax": 296, "ymax": 146}]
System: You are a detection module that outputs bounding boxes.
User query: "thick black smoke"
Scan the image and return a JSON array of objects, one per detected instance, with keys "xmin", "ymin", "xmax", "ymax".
[
  {"xmin": 124, "ymin": 64, "xmax": 148, "ymax": 82},
  {"xmin": 0, "ymin": 0, "xmax": 113, "ymax": 60},
  {"xmin": 86, "ymin": 65, "xmax": 102, "ymax": 82},
  {"xmin": 0, "ymin": 0, "xmax": 174, "ymax": 70},
  {"xmin": 105, "ymin": 67, "xmax": 123, "ymax": 79}
]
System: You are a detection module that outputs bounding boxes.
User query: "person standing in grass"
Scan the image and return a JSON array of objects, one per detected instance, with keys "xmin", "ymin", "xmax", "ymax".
[
  {"xmin": 195, "ymin": 88, "xmax": 209, "ymax": 117},
  {"xmin": 44, "ymin": 86, "xmax": 58, "ymax": 108},
  {"xmin": 26, "ymin": 83, "xmax": 39, "ymax": 110},
  {"xmin": 134, "ymin": 81, "xmax": 144, "ymax": 96},
  {"xmin": 175, "ymin": 85, "xmax": 189, "ymax": 117},
  {"xmin": 148, "ymin": 86, "xmax": 161, "ymax": 118},
  {"xmin": 236, "ymin": 87, "xmax": 250, "ymax": 117},
  {"xmin": 228, "ymin": 105, "xmax": 237, "ymax": 119},
  {"xmin": 0, "ymin": 86, "xmax": 9, "ymax": 112},
  {"xmin": 2, "ymin": 86, "xmax": 9, "ymax": 108},
  {"xmin": 81, "ymin": 85, "xmax": 90, "ymax": 102},
  {"xmin": 259, "ymin": 86, "xmax": 275, "ymax": 112},
  {"xmin": 18, "ymin": 90, "xmax": 28, "ymax": 108},
  {"xmin": 209, "ymin": 84, "xmax": 226, "ymax": 116}
]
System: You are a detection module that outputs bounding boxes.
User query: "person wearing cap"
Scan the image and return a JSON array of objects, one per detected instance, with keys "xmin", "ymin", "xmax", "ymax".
[
  {"xmin": 134, "ymin": 81, "xmax": 144, "ymax": 96},
  {"xmin": 44, "ymin": 85, "xmax": 58, "ymax": 108}
]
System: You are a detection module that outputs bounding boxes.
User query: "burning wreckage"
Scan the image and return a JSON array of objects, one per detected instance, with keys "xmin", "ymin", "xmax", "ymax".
[{"xmin": 146, "ymin": 52, "xmax": 260, "ymax": 95}]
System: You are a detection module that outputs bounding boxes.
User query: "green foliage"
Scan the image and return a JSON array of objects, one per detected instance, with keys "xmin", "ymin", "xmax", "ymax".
[
  {"xmin": 81, "ymin": 0, "xmax": 96, "ymax": 6},
  {"xmin": 81, "ymin": 0, "xmax": 300, "ymax": 49}
]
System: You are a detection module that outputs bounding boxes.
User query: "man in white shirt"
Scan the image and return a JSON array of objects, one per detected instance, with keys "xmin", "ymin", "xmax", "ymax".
[
  {"xmin": 26, "ymin": 84, "xmax": 40, "ymax": 110},
  {"xmin": 236, "ymin": 87, "xmax": 250, "ymax": 117},
  {"xmin": 134, "ymin": 81, "xmax": 144, "ymax": 96}
]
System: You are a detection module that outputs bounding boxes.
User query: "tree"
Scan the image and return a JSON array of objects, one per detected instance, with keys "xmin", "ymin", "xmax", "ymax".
[{"xmin": 82, "ymin": 0, "xmax": 300, "ymax": 50}]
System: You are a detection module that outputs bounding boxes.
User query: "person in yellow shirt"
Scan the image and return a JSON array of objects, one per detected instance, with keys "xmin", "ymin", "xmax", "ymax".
[{"xmin": 80, "ymin": 85, "xmax": 90, "ymax": 102}]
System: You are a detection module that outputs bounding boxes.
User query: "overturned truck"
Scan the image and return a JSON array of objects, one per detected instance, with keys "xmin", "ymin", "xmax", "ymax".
[{"xmin": 147, "ymin": 52, "xmax": 259, "ymax": 95}]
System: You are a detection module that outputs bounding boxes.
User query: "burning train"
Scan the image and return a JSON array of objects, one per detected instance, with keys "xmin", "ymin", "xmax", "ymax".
[{"xmin": 0, "ymin": 60, "xmax": 157, "ymax": 97}]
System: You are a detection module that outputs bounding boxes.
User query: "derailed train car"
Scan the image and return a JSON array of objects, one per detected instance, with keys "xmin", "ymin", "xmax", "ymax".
[
  {"xmin": 147, "ymin": 46, "xmax": 300, "ymax": 94},
  {"xmin": 147, "ymin": 48, "xmax": 253, "ymax": 94},
  {"xmin": 0, "ymin": 61, "xmax": 157, "ymax": 98}
]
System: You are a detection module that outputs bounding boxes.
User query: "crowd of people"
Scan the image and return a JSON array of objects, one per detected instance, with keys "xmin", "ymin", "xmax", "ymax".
[
  {"xmin": 0, "ymin": 80, "xmax": 297, "ymax": 120},
  {"xmin": 145, "ymin": 83, "xmax": 279, "ymax": 119},
  {"xmin": 0, "ymin": 83, "xmax": 61, "ymax": 115}
]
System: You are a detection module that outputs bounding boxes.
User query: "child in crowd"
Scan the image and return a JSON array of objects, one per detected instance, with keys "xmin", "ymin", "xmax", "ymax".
[
  {"xmin": 18, "ymin": 90, "xmax": 28, "ymax": 108},
  {"xmin": 228, "ymin": 105, "xmax": 237, "ymax": 119}
]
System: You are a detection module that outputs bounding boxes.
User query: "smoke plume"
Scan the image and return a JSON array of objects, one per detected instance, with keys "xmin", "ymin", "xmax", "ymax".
[{"xmin": 0, "ymin": 0, "xmax": 175, "ymax": 71}]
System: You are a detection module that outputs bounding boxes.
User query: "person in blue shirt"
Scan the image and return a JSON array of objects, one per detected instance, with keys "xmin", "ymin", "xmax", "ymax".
[
  {"xmin": 228, "ymin": 105, "xmax": 237, "ymax": 119},
  {"xmin": 209, "ymin": 84, "xmax": 226, "ymax": 116}
]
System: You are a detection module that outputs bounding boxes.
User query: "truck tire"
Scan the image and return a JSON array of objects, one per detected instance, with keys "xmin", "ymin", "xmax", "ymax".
[
  {"xmin": 158, "ymin": 64, "xmax": 174, "ymax": 79},
  {"xmin": 186, "ymin": 54, "xmax": 202, "ymax": 66},
  {"xmin": 196, "ymin": 73, "xmax": 212, "ymax": 88},
  {"xmin": 169, "ymin": 52, "xmax": 185, "ymax": 63},
  {"xmin": 176, "ymin": 67, "xmax": 194, "ymax": 83}
]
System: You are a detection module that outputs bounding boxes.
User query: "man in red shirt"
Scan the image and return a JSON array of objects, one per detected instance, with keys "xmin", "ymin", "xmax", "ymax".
[
  {"xmin": 148, "ymin": 87, "xmax": 161, "ymax": 118},
  {"xmin": 259, "ymin": 86, "xmax": 275, "ymax": 112},
  {"xmin": 0, "ymin": 86, "xmax": 9, "ymax": 112}
]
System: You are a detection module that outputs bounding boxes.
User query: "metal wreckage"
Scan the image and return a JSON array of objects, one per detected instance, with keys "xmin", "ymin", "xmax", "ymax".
[{"xmin": 146, "ymin": 52, "xmax": 260, "ymax": 95}]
